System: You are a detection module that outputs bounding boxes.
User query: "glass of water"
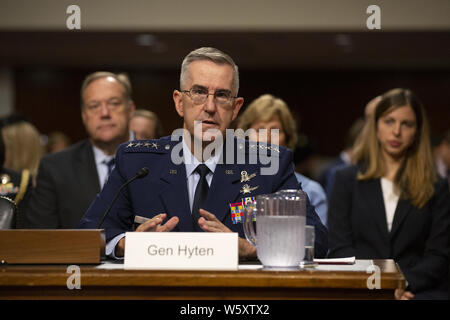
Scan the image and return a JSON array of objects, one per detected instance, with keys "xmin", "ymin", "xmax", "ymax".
[{"xmin": 302, "ymin": 225, "xmax": 317, "ymax": 268}]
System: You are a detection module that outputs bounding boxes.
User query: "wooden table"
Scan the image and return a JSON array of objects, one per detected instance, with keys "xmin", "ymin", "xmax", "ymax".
[{"xmin": 0, "ymin": 259, "xmax": 405, "ymax": 300}]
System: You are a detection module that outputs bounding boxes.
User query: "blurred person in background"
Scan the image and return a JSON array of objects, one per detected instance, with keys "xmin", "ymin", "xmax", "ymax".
[
  {"xmin": 318, "ymin": 117, "xmax": 365, "ymax": 198},
  {"xmin": 130, "ymin": 108, "xmax": 164, "ymax": 140},
  {"xmin": 328, "ymin": 88, "xmax": 449, "ymax": 300},
  {"xmin": 0, "ymin": 131, "xmax": 31, "ymax": 228},
  {"xmin": 293, "ymin": 133, "xmax": 320, "ymax": 180},
  {"xmin": 318, "ymin": 94, "xmax": 379, "ymax": 197},
  {"xmin": 46, "ymin": 131, "xmax": 72, "ymax": 153},
  {"xmin": 0, "ymin": 114, "xmax": 44, "ymax": 185},
  {"xmin": 433, "ymin": 129, "xmax": 450, "ymax": 190},
  {"xmin": 25, "ymin": 72, "xmax": 135, "ymax": 228},
  {"xmin": 236, "ymin": 94, "xmax": 328, "ymax": 226}
]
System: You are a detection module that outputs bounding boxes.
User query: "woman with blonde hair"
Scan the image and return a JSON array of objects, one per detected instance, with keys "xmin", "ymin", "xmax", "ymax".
[
  {"xmin": 236, "ymin": 94, "xmax": 328, "ymax": 226},
  {"xmin": 328, "ymin": 88, "xmax": 449, "ymax": 299},
  {"xmin": 1, "ymin": 115, "xmax": 44, "ymax": 184}
]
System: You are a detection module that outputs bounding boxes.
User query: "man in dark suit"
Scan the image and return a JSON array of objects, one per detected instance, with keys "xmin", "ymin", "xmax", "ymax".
[
  {"xmin": 79, "ymin": 47, "xmax": 328, "ymax": 259},
  {"xmin": 25, "ymin": 72, "xmax": 135, "ymax": 228}
]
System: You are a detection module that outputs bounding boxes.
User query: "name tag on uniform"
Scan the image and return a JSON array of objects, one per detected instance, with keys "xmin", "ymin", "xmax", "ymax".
[{"xmin": 124, "ymin": 232, "xmax": 238, "ymax": 270}]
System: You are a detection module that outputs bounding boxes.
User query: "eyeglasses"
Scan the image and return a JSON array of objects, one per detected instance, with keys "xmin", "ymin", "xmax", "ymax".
[{"xmin": 181, "ymin": 86, "xmax": 237, "ymax": 106}]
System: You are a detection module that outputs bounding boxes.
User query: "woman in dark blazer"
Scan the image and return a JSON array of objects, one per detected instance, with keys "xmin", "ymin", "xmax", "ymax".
[{"xmin": 328, "ymin": 88, "xmax": 449, "ymax": 300}]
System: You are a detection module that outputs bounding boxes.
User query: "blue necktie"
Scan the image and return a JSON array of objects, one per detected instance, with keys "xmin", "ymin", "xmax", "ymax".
[{"xmin": 103, "ymin": 158, "xmax": 115, "ymax": 186}]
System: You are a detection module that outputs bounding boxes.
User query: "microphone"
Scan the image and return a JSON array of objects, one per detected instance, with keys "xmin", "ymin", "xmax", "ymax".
[{"xmin": 97, "ymin": 167, "xmax": 149, "ymax": 228}]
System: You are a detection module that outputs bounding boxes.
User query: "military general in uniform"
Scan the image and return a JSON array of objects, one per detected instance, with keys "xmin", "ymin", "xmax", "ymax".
[{"xmin": 79, "ymin": 47, "xmax": 328, "ymax": 259}]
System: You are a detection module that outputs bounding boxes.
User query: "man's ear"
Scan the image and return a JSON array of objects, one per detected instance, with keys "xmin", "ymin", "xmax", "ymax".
[
  {"xmin": 231, "ymin": 97, "xmax": 244, "ymax": 121},
  {"xmin": 128, "ymin": 100, "xmax": 136, "ymax": 116},
  {"xmin": 173, "ymin": 90, "xmax": 184, "ymax": 117},
  {"xmin": 81, "ymin": 107, "xmax": 87, "ymax": 126}
]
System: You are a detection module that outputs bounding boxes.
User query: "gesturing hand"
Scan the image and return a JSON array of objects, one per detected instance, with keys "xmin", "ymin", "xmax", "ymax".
[
  {"xmin": 136, "ymin": 213, "xmax": 179, "ymax": 232},
  {"xmin": 198, "ymin": 209, "xmax": 256, "ymax": 258},
  {"xmin": 198, "ymin": 209, "xmax": 232, "ymax": 233},
  {"xmin": 115, "ymin": 213, "xmax": 179, "ymax": 257}
]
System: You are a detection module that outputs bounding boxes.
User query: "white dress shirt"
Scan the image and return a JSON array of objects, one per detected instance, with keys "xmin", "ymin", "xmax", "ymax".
[
  {"xmin": 92, "ymin": 131, "xmax": 134, "ymax": 189},
  {"xmin": 92, "ymin": 146, "xmax": 115, "ymax": 189},
  {"xmin": 380, "ymin": 178, "xmax": 400, "ymax": 232},
  {"xmin": 182, "ymin": 137, "xmax": 221, "ymax": 211}
]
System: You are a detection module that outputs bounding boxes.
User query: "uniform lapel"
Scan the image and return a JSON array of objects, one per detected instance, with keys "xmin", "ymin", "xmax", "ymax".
[
  {"xmin": 204, "ymin": 163, "xmax": 241, "ymax": 223},
  {"xmin": 158, "ymin": 160, "xmax": 193, "ymax": 232}
]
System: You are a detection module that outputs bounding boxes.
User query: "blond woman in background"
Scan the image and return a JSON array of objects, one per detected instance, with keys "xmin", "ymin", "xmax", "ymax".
[
  {"xmin": 0, "ymin": 114, "xmax": 44, "ymax": 185},
  {"xmin": 327, "ymin": 88, "xmax": 449, "ymax": 299},
  {"xmin": 236, "ymin": 94, "xmax": 328, "ymax": 226}
]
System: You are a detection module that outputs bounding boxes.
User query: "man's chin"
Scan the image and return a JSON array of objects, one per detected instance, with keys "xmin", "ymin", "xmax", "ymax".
[{"xmin": 93, "ymin": 132, "xmax": 123, "ymax": 144}]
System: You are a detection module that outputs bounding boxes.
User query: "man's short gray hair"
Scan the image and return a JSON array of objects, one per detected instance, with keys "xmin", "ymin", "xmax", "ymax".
[{"xmin": 180, "ymin": 47, "xmax": 240, "ymax": 95}]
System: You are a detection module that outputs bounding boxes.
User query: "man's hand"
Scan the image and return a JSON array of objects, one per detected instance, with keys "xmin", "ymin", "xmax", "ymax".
[
  {"xmin": 115, "ymin": 213, "xmax": 179, "ymax": 257},
  {"xmin": 135, "ymin": 213, "xmax": 179, "ymax": 232},
  {"xmin": 395, "ymin": 288, "xmax": 415, "ymax": 300},
  {"xmin": 198, "ymin": 208, "xmax": 256, "ymax": 258}
]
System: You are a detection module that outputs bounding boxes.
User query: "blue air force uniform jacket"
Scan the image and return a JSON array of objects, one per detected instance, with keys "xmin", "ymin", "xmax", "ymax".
[{"xmin": 78, "ymin": 136, "xmax": 328, "ymax": 257}]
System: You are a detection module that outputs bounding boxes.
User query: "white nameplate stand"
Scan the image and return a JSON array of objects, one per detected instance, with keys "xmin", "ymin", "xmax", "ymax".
[{"xmin": 124, "ymin": 232, "xmax": 238, "ymax": 270}]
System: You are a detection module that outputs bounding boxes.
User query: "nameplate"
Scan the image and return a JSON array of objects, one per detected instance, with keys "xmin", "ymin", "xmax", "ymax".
[{"xmin": 124, "ymin": 232, "xmax": 238, "ymax": 270}]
